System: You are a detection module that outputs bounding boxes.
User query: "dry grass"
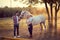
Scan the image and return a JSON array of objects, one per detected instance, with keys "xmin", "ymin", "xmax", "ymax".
[{"xmin": 0, "ymin": 18, "xmax": 60, "ymax": 40}]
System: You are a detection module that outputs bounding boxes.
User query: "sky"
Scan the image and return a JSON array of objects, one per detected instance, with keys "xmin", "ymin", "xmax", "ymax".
[
  {"xmin": 0, "ymin": 0, "xmax": 29, "ymax": 8},
  {"xmin": 0, "ymin": 0, "xmax": 45, "ymax": 8}
]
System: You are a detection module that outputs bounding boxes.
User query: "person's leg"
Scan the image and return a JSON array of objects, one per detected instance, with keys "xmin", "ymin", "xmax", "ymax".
[
  {"xmin": 17, "ymin": 24, "xmax": 19, "ymax": 36},
  {"xmin": 28, "ymin": 24, "xmax": 33, "ymax": 37},
  {"xmin": 14, "ymin": 24, "xmax": 17, "ymax": 37},
  {"xmin": 17, "ymin": 24, "xmax": 20, "ymax": 37}
]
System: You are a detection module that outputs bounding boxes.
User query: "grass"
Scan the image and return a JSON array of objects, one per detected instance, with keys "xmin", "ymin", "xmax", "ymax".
[
  {"xmin": 0, "ymin": 18, "xmax": 60, "ymax": 40},
  {"xmin": 0, "ymin": 18, "xmax": 13, "ymax": 29},
  {"xmin": 0, "ymin": 18, "xmax": 31, "ymax": 40}
]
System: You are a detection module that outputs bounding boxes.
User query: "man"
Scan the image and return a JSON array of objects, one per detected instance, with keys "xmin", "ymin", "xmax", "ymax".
[{"xmin": 12, "ymin": 11, "xmax": 20, "ymax": 38}]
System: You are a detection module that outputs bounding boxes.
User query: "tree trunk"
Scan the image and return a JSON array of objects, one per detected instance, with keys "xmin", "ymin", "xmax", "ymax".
[
  {"xmin": 45, "ymin": 2, "xmax": 51, "ymax": 28},
  {"xmin": 44, "ymin": 2, "xmax": 53, "ymax": 38},
  {"xmin": 55, "ymin": 12, "xmax": 57, "ymax": 32},
  {"xmin": 54, "ymin": 4, "xmax": 57, "ymax": 35},
  {"xmin": 50, "ymin": 3, "xmax": 53, "ymax": 28}
]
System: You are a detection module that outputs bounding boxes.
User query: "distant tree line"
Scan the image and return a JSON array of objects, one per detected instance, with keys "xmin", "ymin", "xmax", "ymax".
[
  {"xmin": 0, "ymin": 7, "xmax": 22, "ymax": 18},
  {"xmin": 0, "ymin": 6, "xmax": 45, "ymax": 18}
]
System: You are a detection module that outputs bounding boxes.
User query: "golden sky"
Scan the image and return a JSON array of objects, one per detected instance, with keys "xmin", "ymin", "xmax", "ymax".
[
  {"xmin": 0, "ymin": 0, "xmax": 29, "ymax": 8},
  {"xmin": 0, "ymin": 0, "xmax": 46, "ymax": 8}
]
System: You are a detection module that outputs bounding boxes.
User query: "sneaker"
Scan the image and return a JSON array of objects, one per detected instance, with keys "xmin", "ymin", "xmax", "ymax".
[
  {"xmin": 17, "ymin": 35, "xmax": 20, "ymax": 38},
  {"xmin": 14, "ymin": 36, "xmax": 16, "ymax": 38}
]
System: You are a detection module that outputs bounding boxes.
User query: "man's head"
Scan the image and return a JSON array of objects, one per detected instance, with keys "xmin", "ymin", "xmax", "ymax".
[{"xmin": 15, "ymin": 11, "xmax": 19, "ymax": 16}]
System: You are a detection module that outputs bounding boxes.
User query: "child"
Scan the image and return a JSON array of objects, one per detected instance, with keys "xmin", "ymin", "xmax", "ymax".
[{"xmin": 12, "ymin": 11, "xmax": 20, "ymax": 38}]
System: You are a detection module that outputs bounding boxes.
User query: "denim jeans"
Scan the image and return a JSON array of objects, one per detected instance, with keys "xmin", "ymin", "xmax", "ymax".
[
  {"xmin": 28, "ymin": 24, "xmax": 33, "ymax": 37},
  {"xmin": 14, "ymin": 24, "xmax": 19, "ymax": 36}
]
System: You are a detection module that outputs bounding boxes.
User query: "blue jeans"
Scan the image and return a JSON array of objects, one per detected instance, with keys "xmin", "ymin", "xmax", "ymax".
[
  {"xmin": 28, "ymin": 24, "xmax": 33, "ymax": 37},
  {"xmin": 14, "ymin": 24, "xmax": 19, "ymax": 36}
]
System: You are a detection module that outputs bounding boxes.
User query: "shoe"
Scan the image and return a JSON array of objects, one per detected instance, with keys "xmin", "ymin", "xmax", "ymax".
[
  {"xmin": 17, "ymin": 35, "xmax": 20, "ymax": 38},
  {"xmin": 14, "ymin": 36, "xmax": 16, "ymax": 38}
]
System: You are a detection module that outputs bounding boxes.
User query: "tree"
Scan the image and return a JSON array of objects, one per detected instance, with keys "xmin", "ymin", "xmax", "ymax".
[
  {"xmin": 4, "ymin": 6, "xmax": 8, "ymax": 8},
  {"xmin": 54, "ymin": 0, "xmax": 60, "ymax": 35},
  {"xmin": 42, "ymin": 0, "xmax": 60, "ymax": 38}
]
